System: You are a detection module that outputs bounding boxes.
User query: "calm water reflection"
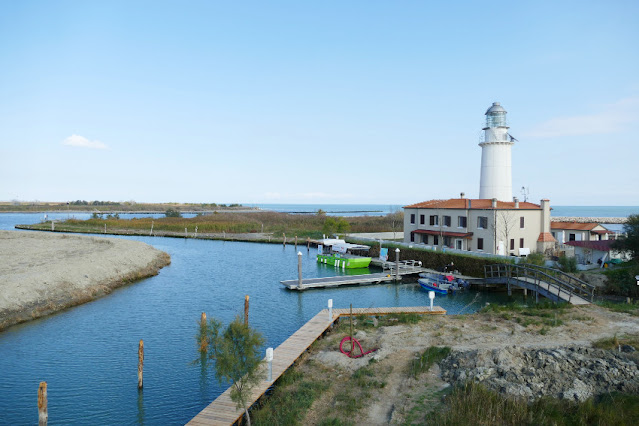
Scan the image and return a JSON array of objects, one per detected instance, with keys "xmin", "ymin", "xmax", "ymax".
[{"xmin": 0, "ymin": 214, "xmax": 511, "ymax": 425}]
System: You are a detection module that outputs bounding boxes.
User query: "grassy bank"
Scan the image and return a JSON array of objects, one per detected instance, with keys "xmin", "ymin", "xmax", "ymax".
[
  {"xmin": 19, "ymin": 211, "xmax": 403, "ymax": 239},
  {"xmin": 0, "ymin": 200, "xmax": 246, "ymax": 212}
]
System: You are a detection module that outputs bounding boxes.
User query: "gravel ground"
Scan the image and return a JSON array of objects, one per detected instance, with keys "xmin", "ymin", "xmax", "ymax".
[{"xmin": 0, "ymin": 230, "xmax": 170, "ymax": 330}]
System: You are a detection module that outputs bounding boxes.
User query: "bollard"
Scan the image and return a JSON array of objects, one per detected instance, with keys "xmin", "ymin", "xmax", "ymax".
[
  {"xmin": 266, "ymin": 348, "xmax": 274, "ymax": 381},
  {"xmin": 297, "ymin": 252, "xmax": 303, "ymax": 289},
  {"xmin": 138, "ymin": 340, "xmax": 144, "ymax": 389},
  {"xmin": 395, "ymin": 248, "xmax": 400, "ymax": 281},
  {"xmin": 244, "ymin": 295, "xmax": 249, "ymax": 325},
  {"xmin": 328, "ymin": 299, "xmax": 333, "ymax": 321},
  {"xmin": 38, "ymin": 382, "xmax": 47, "ymax": 426},
  {"xmin": 429, "ymin": 291, "xmax": 435, "ymax": 311}
]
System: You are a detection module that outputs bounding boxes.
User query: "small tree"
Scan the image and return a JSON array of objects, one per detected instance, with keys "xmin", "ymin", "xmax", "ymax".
[
  {"xmin": 322, "ymin": 217, "xmax": 338, "ymax": 236},
  {"xmin": 165, "ymin": 208, "xmax": 182, "ymax": 218},
  {"xmin": 197, "ymin": 316, "xmax": 265, "ymax": 426},
  {"xmin": 612, "ymin": 214, "xmax": 639, "ymax": 259}
]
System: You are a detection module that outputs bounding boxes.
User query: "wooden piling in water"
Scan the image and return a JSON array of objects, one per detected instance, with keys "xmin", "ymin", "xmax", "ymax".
[
  {"xmin": 200, "ymin": 313, "xmax": 207, "ymax": 351},
  {"xmin": 307, "ymin": 237, "xmax": 310, "ymax": 251},
  {"xmin": 244, "ymin": 295, "xmax": 249, "ymax": 325},
  {"xmin": 295, "ymin": 235, "xmax": 298, "ymax": 248},
  {"xmin": 138, "ymin": 340, "xmax": 144, "ymax": 389},
  {"xmin": 283, "ymin": 233, "xmax": 286, "ymax": 246},
  {"xmin": 38, "ymin": 381, "xmax": 47, "ymax": 426}
]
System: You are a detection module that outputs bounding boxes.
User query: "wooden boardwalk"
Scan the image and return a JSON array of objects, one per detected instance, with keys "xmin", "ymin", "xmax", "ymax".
[
  {"xmin": 187, "ymin": 306, "xmax": 446, "ymax": 425},
  {"xmin": 281, "ymin": 268, "xmax": 427, "ymax": 290}
]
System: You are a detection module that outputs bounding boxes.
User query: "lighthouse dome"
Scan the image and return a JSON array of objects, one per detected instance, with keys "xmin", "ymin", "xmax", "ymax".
[{"xmin": 485, "ymin": 102, "xmax": 507, "ymax": 115}]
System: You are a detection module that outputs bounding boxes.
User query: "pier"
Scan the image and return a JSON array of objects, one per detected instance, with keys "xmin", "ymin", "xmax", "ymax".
[
  {"xmin": 187, "ymin": 305, "xmax": 446, "ymax": 425},
  {"xmin": 280, "ymin": 261, "xmax": 427, "ymax": 290}
]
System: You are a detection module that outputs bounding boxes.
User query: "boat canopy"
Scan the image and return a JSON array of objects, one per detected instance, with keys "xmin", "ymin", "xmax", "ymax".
[{"xmin": 331, "ymin": 243, "xmax": 370, "ymax": 253}]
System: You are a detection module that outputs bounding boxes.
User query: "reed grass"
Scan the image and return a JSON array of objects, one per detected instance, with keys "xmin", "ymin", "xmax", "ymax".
[{"xmin": 35, "ymin": 211, "xmax": 404, "ymax": 238}]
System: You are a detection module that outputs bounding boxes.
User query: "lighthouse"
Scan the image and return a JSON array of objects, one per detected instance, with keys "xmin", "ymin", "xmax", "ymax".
[{"xmin": 479, "ymin": 102, "xmax": 514, "ymax": 201}]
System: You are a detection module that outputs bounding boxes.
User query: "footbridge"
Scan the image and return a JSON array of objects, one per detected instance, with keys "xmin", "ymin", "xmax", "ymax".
[{"xmin": 483, "ymin": 264, "xmax": 595, "ymax": 305}]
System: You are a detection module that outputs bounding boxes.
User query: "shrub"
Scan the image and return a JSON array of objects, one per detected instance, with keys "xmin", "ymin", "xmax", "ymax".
[
  {"xmin": 557, "ymin": 254, "xmax": 577, "ymax": 272},
  {"xmin": 165, "ymin": 208, "xmax": 182, "ymax": 218}
]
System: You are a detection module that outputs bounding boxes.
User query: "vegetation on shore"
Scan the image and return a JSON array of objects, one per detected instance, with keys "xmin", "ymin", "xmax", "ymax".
[
  {"xmin": 0, "ymin": 200, "xmax": 245, "ymax": 212},
  {"xmin": 21, "ymin": 211, "xmax": 404, "ymax": 239}
]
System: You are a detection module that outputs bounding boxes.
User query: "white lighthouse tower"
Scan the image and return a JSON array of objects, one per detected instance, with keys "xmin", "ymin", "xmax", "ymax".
[{"xmin": 479, "ymin": 102, "xmax": 514, "ymax": 201}]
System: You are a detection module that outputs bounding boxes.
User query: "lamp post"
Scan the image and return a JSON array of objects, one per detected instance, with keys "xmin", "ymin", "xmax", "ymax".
[
  {"xmin": 328, "ymin": 299, "xmax": 333, "ymax": 321},
  {"xmin": 266, "ymin": 348, "xmax": 273, "ymax": 381}
]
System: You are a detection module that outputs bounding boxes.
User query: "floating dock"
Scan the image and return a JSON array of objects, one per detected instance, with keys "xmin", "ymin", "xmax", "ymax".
[{"xmin": 187, "ymin": 305, "xmax": 446, "ymax": 425}]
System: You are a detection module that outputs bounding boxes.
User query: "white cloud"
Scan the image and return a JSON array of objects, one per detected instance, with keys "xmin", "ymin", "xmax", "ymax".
[
  {"xmin": 523, "ymin": 96, "xmax": 639, "ymax": 138},
  {"xmin": 62, "ymin": 134, "xmax": 109, "ymax": 150}
]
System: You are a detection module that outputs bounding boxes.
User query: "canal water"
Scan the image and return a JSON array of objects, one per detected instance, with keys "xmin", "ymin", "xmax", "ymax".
[{"xmin": 0, "ymin": 213, "xmax": 510, "ymax": 425}]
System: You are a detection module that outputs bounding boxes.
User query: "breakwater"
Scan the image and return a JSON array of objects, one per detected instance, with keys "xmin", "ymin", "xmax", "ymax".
[{"xmin": 551, "ymin": 217, "xmax": 627, "ymax": 224}]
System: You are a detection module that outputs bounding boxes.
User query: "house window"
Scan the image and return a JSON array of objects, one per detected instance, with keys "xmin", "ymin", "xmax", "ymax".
[
  {"xmin": 444, "ymin": 236, "xmax": 451, "ymax": 246},
  {"xmin": 420, "ymin": 214, "xmax": 425, "ymax": 225},
  {"xmin": 458, "ymin": 216, "xmax": 467, "ymax": 228},
  {"xmin": 433, "ymin": 235, "xmax": 439, "ymax": 245},
  {"xmin": 410, "ymin": 232, "xmax": 415, "ymax": 242},
  {"xmin": 443, "ymin": 215, "xmax": 451, "ymax": 227},
  {"xmin": 430, "ymin": 215, "xmax": 438, "ymax": 226},
  {"xmin": 456, "ymin": 240, "xmax": 462, "ymax": 249},
  {"xmin": 520, "ymin": 238, "xmax": 524, "ymax": 248},
  {"xmin": 422, "ymin": 234, "xmax": 428, "ymax": 244},
  {"xmin": 477, "ymin": 238, "xmax": 484, "ymax": 250},
  {"xmin": 520, "ymin": 217, "xmax": 525, "ymax": 228},
  {"xmin": 551, "ymin": 231, "xmax": 556, "ymax": 239},
  {"xmin": 510, "ymin": 239, "xmax": 515, "ymax": 251},
  {"xmin": 569, "ymin": 233, "xmax": 576, "ymax": 241},
  {"xmin": 478, "ymin": 216, "xmax": 488, "ymax": 229},
  {"xmin": 410, "ymin": 214, "xmax": 415, "ymax": 224}
]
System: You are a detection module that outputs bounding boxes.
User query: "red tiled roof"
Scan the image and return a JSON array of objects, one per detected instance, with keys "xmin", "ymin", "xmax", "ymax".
[
  {"xmin": 551, "ymin": 221, "xmax": 601, "ymax": 231},
  {"xmin": 412, "ymin": 230, "xmax": 474, "ymax": 239},
  {"xmin": 404, "ymin": 198, "xmax": 541, "ymax": 210},
  {"xmin": 564, "ymin": 240, "xmax": 614, "ymax": 252},
  {"xmin": 537, "ymin": 232, "xmax": 556, "ymax": 242}
]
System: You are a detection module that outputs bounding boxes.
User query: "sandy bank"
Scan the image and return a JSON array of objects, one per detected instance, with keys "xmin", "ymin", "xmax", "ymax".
[{"xmin": 0, "ymin": 230, "xmax": 170, "ymax": 331}]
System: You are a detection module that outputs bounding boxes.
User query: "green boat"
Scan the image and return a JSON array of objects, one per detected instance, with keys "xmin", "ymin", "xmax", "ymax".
[{"xmin": 317, "ymin": 239, "xmax": 372, "ymax": 269}]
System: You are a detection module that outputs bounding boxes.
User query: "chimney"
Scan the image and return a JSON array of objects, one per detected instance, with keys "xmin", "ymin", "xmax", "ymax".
[
  {"xmin": 514, "ymin": 197, "xmax": 519, "ymax": 208},
  {"xmin": 491, "ymin": 198, "xmax": 497, "ymax": 208},
  {"xmin": 540, "ymin": 199, "xmax": 551, "ymax": 233},
  {"xmin": 460, "ymin": 192, "xmax": 465, "ymax": 199}
]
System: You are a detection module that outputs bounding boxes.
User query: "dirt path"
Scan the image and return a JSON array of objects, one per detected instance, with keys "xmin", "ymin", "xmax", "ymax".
[{"xmin": 0, "ymin": 230, "xmax": 170, "ymax": 331}]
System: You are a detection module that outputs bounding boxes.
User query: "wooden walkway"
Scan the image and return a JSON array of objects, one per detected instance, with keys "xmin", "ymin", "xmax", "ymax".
[
  {"xmin": 187, "ymin": 306, "xmax": 446, "ymax": 425},
  {"xmin": 281, "ymin": 268, "xmax": 427, "ymax": 290}
]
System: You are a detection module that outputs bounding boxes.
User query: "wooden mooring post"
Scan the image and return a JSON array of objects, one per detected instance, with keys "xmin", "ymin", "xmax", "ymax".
[
  {"xmin": 395, "ymin": 248, "xmax": 400, "ymax": 281},
  {"xmin": 283, "ymin": 233, "xmax": 286, "ymax": 247},
  {"xmin": 138, "ymin": 340, "xmax": 144, "ymax": 389},
  {"xmin": 295, "ymin": 235, "xmax": 298, "ymax": 249},
  {"xmin": 38, "ymin": 381, "xmax": 47, "ymax": 426},
  {"xmin": 298, "ymin": 251, "xmax": 303, "ymax": 289},
  {"xmin": 307, "ymin": 237, "xmax": 310, "ymax": 251},
  {"xmin": 200, "ymin": 313, "xmax": 207, "ymax": 351},
  {"xmin": 244, "ymin": 295, "xmax": 249, "ymax": 325}
]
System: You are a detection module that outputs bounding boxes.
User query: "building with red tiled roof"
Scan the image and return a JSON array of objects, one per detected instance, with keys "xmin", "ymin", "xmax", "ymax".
[
  {"xmin": 403, "ymin": 195, "xmax": 555, "ymax": 256},
  {"xmin": 564, "ymin": 240, "xmax": 631, "ymax": 265},
  {"xmin": 550, "ymin": 221, "xmax": 613, "ymax": 244}
]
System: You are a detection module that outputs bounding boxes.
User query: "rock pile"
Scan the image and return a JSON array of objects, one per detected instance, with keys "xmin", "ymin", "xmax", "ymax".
[{"xmin": 439, "ymin": 345, "xmax": 639, "ymax": 402}]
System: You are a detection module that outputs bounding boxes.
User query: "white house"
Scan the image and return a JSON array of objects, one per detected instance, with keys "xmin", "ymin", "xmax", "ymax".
[
  {"xmin": 550, "ymin": 221, "xmax": 613, "ymax": 243},
  {"xmin": 403, "ymin": 196, "xmax": 555, "ymax": 256}
]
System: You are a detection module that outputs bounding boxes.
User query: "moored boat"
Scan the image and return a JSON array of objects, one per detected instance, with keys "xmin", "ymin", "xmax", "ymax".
[
  {"xmin": 317, "ymin": 239, "xmax": 372, "ymax": 269},
  {"xmin": 418, "ymin": 272, "xmax": 469, "ymax": 294}
]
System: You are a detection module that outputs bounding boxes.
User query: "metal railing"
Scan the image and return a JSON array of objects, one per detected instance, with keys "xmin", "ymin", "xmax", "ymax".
[{"xmin": 484, "ymin": 264, "xmax": 596, "ymax": 303}]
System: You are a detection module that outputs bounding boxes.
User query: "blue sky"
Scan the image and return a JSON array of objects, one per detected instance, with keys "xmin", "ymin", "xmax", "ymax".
[{"xmin": 1, "ymin": 0, "xmax": 638, "ymax": 206}]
